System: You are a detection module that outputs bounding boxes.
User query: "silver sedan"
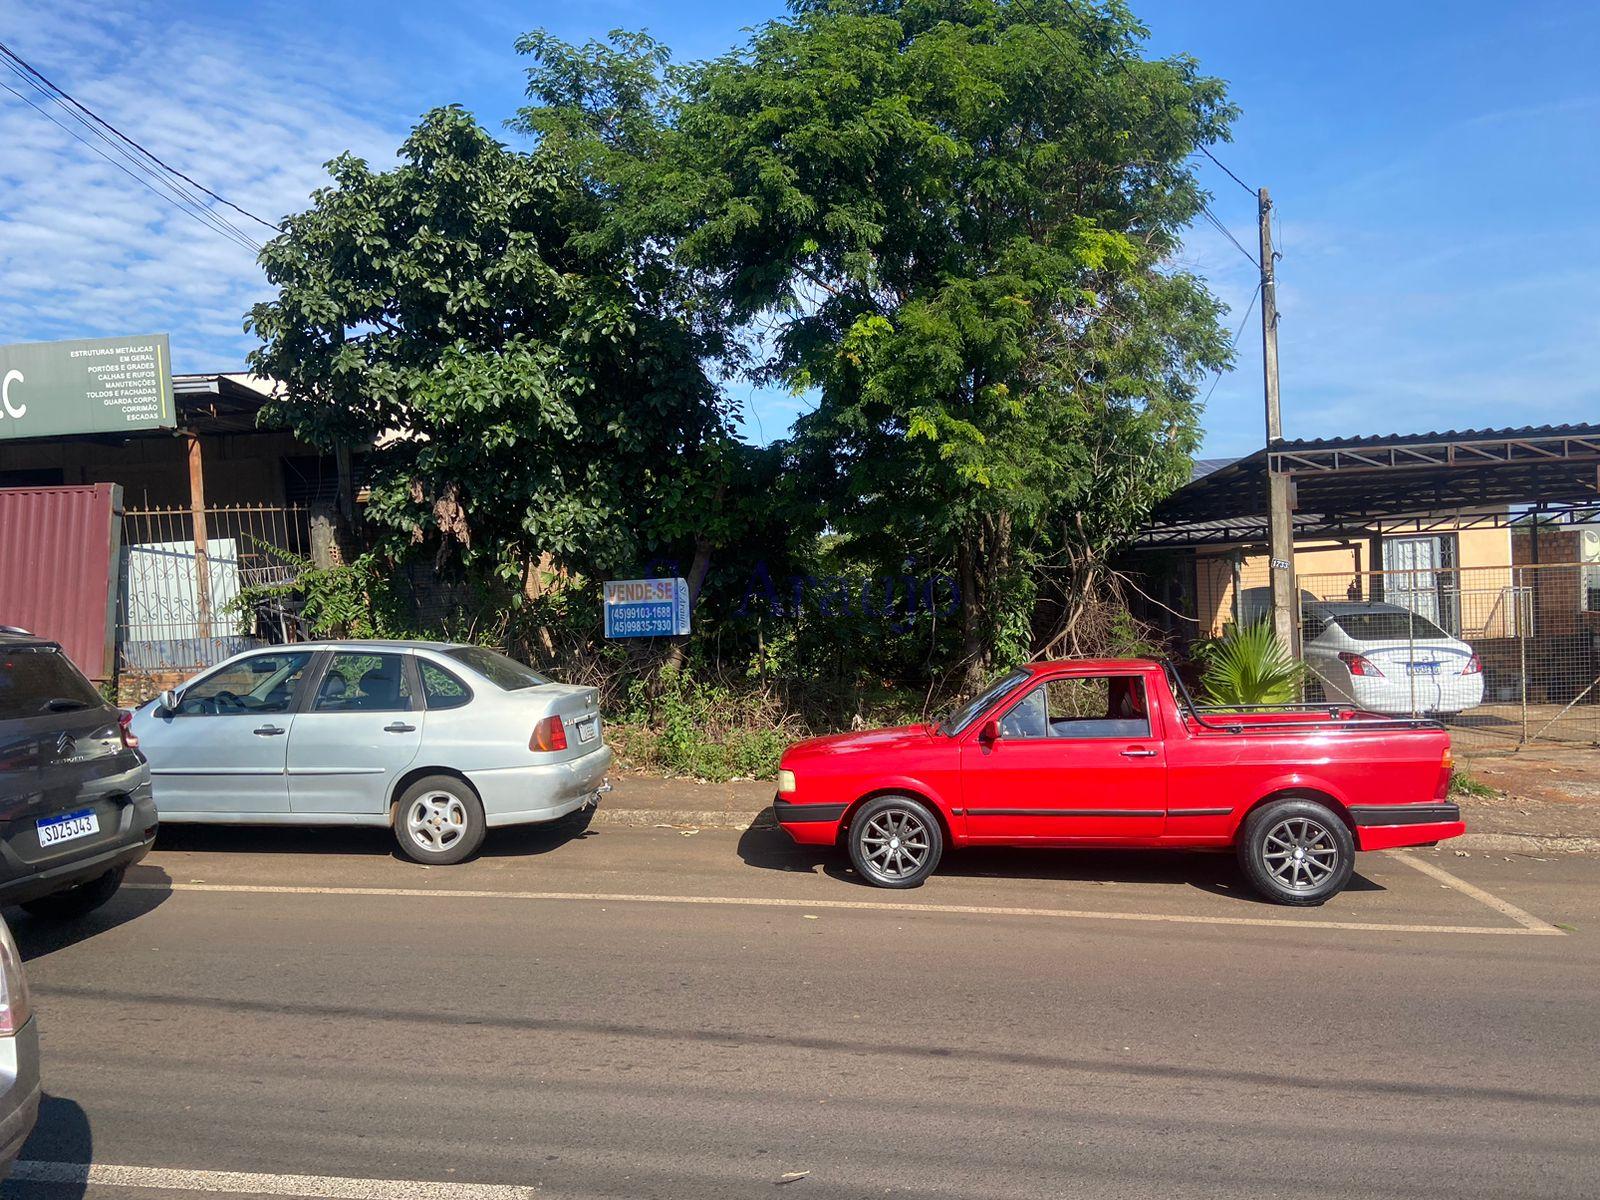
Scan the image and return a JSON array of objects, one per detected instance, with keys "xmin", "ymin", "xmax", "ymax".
[{"xmin": 130, "ymin": 641, "xmax": 612, "ymax": 863}]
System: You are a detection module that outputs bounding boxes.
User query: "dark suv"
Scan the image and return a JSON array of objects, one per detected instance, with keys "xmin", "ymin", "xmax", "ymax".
[{"xmin": 0, "ymin": 632, "xmax": 156, "ymax": 919}]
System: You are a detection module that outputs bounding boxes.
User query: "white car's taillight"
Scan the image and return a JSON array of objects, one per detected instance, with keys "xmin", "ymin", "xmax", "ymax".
[
  {"xmin": 0, "ymin": 918, "xmax": 32, "ymax": 1035},
  {"xmin": 1338, "ymin": 651, "xmax": 1384, "ymax": 678},
  {"xmin": 1462, "ymin": 653, "xmax": 1483, "ymax": 676}
]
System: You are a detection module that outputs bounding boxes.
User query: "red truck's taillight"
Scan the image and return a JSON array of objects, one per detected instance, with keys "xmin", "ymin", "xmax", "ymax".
[
  {"xmin": 1338, "ymin": 651, "xmax": 1384, "ymax": 678},
  {"xmin": 1462, "ymin": 653, "xmax": 1483, "ymax": 675},
  {"xmin": 530, "ymin": 715, "xmax": 567, "ymax": 752},
  {"xmin": 118, "ymin": 709, "xmax": 139, "ymax": 751}
]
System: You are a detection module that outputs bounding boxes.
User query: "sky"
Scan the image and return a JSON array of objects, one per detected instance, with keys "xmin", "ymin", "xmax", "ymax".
[{"xmin": 0, "ymin": 0, "xmax": 1596, "ymax": 458}]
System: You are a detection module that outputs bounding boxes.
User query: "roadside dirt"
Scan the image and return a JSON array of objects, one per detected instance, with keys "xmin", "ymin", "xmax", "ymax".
[{"xmin": 1455, "ymin": 746, "xmax": 1600, "ymax": 844}]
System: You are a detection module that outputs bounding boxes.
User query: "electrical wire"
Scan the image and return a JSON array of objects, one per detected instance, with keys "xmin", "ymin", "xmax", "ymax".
[
  {"xmin": 1198, "ymin": 203, "xmax": 1259, "ymax": 269},
  {"xmin": 0, "ymin": 74, "xmax": 262, "ymax": 255},
  {"xmin": 1201, "ymin": 280, "xmax": 1263, "ymax": 407},
  {"xmin": 0, "ymin": 39, "xmax": 281, "ymax": 233},
  {"xmin": 0, "ymin": 41, "xmax": 276, "ymax": 255}
]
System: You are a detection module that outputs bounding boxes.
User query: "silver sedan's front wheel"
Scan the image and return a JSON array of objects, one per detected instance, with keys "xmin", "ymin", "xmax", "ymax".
[
  {"xmin": 394, "ymin": 775, "xmax": 486, "ymax": 865},
  {"xmin": 848, "ymin": 795, "xmax": 943, "ymax": 889}
]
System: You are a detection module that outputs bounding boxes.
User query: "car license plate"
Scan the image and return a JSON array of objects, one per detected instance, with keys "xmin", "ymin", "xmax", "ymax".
[
  {"xmin": 38, "ymin": 808, "xmax": 99, "ymax": 847},
  {"xmin": 1407, "ymin": 662, "xmax": 1440, "ymax": 677},
  {"xmin": 576, "ymin": 717, "xmax": 598, "ymax": 744}
]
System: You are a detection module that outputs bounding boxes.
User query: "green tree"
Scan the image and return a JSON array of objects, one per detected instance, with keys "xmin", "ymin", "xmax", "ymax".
[
  {"xmin": 246, "ymin": 106, "xmax": 737, "ymax": 628},
  {"xmin": 524, "ymin": 2, "xmax": 1236, "ymax": 682}
]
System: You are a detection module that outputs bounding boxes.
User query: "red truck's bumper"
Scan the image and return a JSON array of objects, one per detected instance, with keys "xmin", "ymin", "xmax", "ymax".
[
  {"xmin": 1349, "ymin": 804, "xmax": 1465, "ymax": 851},
  {"xmin": 773, "ymin": 799, "xmax": 847, "ymax": 845}
]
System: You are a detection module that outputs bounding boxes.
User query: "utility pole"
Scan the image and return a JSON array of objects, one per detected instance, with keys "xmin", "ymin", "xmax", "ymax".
[{"xmin": 1259, "ymin": 187, "xmax": 1300, "ymax": 659}]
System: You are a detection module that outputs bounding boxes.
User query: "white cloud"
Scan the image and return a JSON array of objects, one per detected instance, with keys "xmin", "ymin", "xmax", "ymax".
[{"xmin": 0, "ymin": 0, "xmax": 405, "ymax": 371}]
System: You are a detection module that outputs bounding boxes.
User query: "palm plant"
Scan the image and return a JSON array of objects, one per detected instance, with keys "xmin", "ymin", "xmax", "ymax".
[{"xmin": 1196, "ymin": 620, "xmax": 1305, "ymax": 709}]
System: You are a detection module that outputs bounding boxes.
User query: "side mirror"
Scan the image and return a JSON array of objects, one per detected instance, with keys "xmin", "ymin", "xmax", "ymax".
[
  {"xmin": 159, "ymin": 689, "xmax": 180, "ymax": 715},
  {"xmin": 978, "ymin": 719, "xmax": 1000, "ymax": 745}
]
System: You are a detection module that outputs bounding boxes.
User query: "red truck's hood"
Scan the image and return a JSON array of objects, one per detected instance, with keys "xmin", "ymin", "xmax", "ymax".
[{"xmin": 783, "ymin": 724, "xmax": 936, "ymax": 760}]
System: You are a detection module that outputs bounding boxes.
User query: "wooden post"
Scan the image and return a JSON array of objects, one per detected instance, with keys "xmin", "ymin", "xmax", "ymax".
[
  {"xmin": 185, "ymin": 430, "xmax": 212, "ymax": 640},
  {"xmin": 1259, "ymin": 187, "xmax": 1300, "ymax": 660}
]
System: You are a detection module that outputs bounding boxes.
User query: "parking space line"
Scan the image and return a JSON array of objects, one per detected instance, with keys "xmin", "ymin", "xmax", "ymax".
[
  {"xmin": 8, "ymin": 1160, "xmax": 537, "ymax": 1198},
  {"xmin": 124, "ymin": 881, "xmax": 1561, "ymax": 936},
  {"xmin": 1392, "ymin": 851, "xmax": 1563, "ymax": 933}
]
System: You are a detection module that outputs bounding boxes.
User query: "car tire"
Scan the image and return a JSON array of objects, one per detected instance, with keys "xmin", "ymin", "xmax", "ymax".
[
  {"xmin": 20, "ymin": 867, "xmax": 125, "ymax": 920},
  {"xmin": 394, "ymin": 775, "xmax": 487, "ymax": 865},
  {"xmin": 847, "ymin": 795, "xmax": 943, "ymax": 889},
  {"xmin": 1237, "ymin": 797, "xmax": 1355, "ymax": 906}
]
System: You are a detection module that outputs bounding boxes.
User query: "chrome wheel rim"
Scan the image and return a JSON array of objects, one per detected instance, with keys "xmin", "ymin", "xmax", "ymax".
[
  {"xmin": 407, "ymin": 792, "xmax": 467, "ymax": 852},
  {"xmin": 1262, "ymin": 816, "xmax": 1339, "ymax": 890},
  {"xmin": 860, "ymin": 807, "xmax": 931, "ymax": 880}
]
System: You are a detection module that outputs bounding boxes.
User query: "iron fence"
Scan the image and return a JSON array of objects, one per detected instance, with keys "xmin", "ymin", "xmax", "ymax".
[
  {"xmin": 1296, "ymin": 563, "xmax": 1599, "ymax": 749},
  {"xmin": 116, "ymin": 504, "xmax": 311, "ymax": 699}
]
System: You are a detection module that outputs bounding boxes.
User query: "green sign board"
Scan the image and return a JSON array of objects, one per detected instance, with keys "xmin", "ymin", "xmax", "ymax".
[{"xmin": 0, "ymin": 334, "xmax": 174, "ymax": 440}]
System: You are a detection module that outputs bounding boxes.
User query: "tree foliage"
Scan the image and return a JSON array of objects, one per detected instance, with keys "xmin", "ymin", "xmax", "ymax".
[
  {"xmin": 251, "ymin": 0, "xmax": 1240, "ymax": 692},
  {"xmin": 247, "ymin": 106, "xmax": 741, "ymax": 602}
]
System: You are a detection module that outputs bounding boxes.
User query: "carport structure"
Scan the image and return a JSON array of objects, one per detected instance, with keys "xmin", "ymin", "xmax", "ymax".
[{"xmin": 1135, "ymin": 424, "xmax": 1600, "ymax": 748}]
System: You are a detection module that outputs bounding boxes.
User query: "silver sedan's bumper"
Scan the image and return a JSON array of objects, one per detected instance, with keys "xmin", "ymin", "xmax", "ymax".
[
  {"xmin": 470, "ymin": 745, "xmax": 615, "ymax": 828},
  {"xmin": 0, "ymin": 1016, "xmax": 41, "ymax": 1179}
]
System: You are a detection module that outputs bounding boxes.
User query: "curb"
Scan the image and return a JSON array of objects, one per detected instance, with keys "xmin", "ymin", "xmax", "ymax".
[{"xmin": 593, "ymin": 808, "xmax": 1600, "ymax": 855}]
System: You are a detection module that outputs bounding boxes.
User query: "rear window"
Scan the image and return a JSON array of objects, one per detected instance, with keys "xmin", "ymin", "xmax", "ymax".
[
  {"xmin": 1331, "ymin": 610, "xmax": 1450, "ymax": 641},
  {"xmin": 0, "ymin": 648, "xmax": 103, "ymax": 721},
  {"xmin": 444, "ymin": 647, "xmax": 550, "ymax": 691}
]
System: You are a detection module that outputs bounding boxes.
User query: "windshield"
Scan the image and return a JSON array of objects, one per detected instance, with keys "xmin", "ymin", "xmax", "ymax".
[
  {"xmin": 444, "ymin": 646, "xmax": 551, "ymax": 691},
  {"xmin": 934, "ymin": 668, "xmax": 1030, "ymax": 736},
  {"xmin": 1331, "ymin": 609, "xmax": 1450, "ymax": 641}
]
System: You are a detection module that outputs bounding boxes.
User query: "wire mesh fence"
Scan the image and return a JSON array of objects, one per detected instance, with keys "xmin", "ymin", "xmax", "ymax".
[
  {"xmin": 116, "ymin": 504, "xmax": 311, "ymax": 701},
  {"xmin": 1297, "ymin": 563, "xmax": 1600, "ymax": 749}
]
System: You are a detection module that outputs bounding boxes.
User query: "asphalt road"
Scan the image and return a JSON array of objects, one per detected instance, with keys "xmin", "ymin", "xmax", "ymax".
[{"xmin": 3, "ymin": 817, "xmax": 1597, "ymax": 1200}]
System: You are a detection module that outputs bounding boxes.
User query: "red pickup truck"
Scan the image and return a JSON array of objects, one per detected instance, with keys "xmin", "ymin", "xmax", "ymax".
[{"xmin": 774, "ymin": 659, "xmax": 1464, "ymax": 905}]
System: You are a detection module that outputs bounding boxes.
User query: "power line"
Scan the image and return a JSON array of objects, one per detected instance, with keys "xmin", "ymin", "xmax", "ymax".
[
  {"xmin": 1198, "ymin": 203, "xmax": 1259, "ymax": 269},
  {"xmin": 0, "ymin": 73, "xmax": 262, "ymax": 255},
  {"xmin": 1201, "ymin": 280, "xmax": 1263, "ymax": 407},
  {"xmin": 0, "ymin": 39, "xmax": 280, "ymax": 250},
  {"xmin": 1196, "ymin": 143, "xmax": 1257, "ymax": 199}
]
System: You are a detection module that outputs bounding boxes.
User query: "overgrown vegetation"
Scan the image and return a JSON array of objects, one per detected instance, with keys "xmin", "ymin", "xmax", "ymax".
[
  {"xmin": 1195, "ymin": 622, "xmax": 1305, "ymax": 709},
  {"xmin": 244, "ymin": 1, "xmax": 1238, "ymax": 776},
  {"xmin": 1449, "ymin": 770, "xmax": 1498, "ymax": 800}
]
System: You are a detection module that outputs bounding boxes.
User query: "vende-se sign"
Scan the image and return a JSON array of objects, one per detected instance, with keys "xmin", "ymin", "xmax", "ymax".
[
  {"xmin": 0, "ymin": 334, "xmax": 174, "ymax": 440},
  {"xmin": 603, "ymin": 577, "xmax": 691, "ymax": 638}
]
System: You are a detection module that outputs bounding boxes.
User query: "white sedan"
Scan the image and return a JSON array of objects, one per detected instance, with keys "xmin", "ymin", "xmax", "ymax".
[
  {"xmin": 131, "ymin": 641, "xmax": 612, "ymax": 863},
  {"xmin": 1303, "ymin": 602, "xmax": 1484, "ymax": 716}
]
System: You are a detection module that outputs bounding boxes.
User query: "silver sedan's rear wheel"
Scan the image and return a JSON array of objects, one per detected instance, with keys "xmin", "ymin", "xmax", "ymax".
[
  {"xmin": 848, "ymin": 795, "xmax": 943, "ymax": 889},
  {"xmin": 1237, "ymin": 797, "xmax": 1354, "ymax": 906},
  {"xmin": 394, "ymin": 775, "xmax": 486, "ymax": 865}
]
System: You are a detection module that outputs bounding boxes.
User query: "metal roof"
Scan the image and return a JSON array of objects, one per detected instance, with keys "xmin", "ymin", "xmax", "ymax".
[{"xmin": 1143, "ymin": 424, "xmax": 1600, "ymax": 548}]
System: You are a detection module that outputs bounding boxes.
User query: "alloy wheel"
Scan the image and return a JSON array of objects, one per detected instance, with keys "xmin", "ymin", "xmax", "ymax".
[
  {"xmin": 860, "ymin": 807, "xmax": 931, "ymax": 880},
  {"xmin": 1261, "ymin": 815, "xmax": 1340, "ymax": 890}
]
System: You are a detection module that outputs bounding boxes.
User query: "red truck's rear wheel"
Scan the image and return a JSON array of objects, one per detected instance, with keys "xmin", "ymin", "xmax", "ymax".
[{"xmin": 1238, "ymin": 798, "xmax": 1354, "ymax": 906}]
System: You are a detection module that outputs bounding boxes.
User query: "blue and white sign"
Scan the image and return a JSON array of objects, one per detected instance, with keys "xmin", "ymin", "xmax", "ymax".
[{"xmin": 603, "ymin": 577, "xmax": 691, "ymax": 639}]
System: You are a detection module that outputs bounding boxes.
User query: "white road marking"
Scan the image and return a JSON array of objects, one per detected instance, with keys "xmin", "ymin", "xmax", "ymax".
[
  {"xmin": 8, "ymin": 1161, "xmax": 536, "ymax": 1198},
  {"xmin": 1392, "ymin": 851, "xmax": 1564, "ymax": 933},
  {"xmin": 124, "ymin": 880, "xmax": 1560, "ymax": 936}
]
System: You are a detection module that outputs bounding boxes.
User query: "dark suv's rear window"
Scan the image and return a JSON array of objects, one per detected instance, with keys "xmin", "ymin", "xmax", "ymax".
[{"xmin": 0, "ymin": 648, "xmax": 103, "ymax": 721}]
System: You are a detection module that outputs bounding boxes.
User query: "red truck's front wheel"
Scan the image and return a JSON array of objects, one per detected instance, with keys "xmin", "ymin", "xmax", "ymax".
[{"xmin": 1238, "ymin": 798, "xmax": 1355, "ymax": 906}]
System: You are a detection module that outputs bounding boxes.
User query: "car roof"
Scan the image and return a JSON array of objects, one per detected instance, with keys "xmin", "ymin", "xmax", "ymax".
[
  {"xmin": 1306, "ymin": 601, "xmax": 1424, "ymax": 617},
  {"xmin": 269, "ymin": 639, "xmax": 470, "ymax": 653},
  {"xmin": 0, "ymin": 630, "xmax": 58, "ymax": 651}
]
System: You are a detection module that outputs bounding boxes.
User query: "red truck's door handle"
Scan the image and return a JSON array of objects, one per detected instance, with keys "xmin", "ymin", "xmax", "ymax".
[{"xmin": 1120, "ymin": 747, "xmax": 1158, "ymax": 758}]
